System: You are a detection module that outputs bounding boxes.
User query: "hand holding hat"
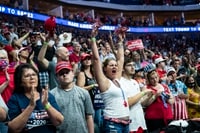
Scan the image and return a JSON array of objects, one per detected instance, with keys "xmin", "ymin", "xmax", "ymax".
[{"xmin": 44, "ymin": 16, "xmax": 56, "ymax": 37}]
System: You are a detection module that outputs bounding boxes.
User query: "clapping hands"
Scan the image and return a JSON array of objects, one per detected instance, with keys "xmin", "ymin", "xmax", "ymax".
[{"xmin": 41, "ymin": 86, "xmax": 49, "ymax": 106}]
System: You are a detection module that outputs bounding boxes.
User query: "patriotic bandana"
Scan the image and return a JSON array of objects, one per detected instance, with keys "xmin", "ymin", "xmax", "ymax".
[{"xmin": 0, "ymin": 59, "xmax": 8, "ymax": 70}]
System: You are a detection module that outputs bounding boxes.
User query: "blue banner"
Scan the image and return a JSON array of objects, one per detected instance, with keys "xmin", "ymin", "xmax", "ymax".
[{"xmin": 0, "ymin": 5, "xmax": 200, "ymax": 33}]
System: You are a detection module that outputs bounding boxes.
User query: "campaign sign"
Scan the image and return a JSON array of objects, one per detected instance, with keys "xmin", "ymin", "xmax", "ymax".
[{"xmin": 126, "ymin": 39, "xmax": 144, "ymax": 51}]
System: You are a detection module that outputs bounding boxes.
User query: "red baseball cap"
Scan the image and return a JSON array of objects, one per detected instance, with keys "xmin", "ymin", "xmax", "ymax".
[
  {"xmin": 81, "ymin": 53, "xmax": 91, "ymax": 61},
  {"xmin": 18, "ymin": 46, "xmax": 32, "ymax": 53},
  {"xmin": 55, "ymin": 61, "xmax": 72, "ymax": 74}
]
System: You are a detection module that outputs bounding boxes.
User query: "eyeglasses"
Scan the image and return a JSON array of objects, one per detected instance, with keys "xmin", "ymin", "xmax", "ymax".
[
  {"xmin": 58, "ymin": 70, "xmax": 70, "ymax": 76},
  {"xmin": 23, "ymin": 73, "xmax": 37, "ymax": 79},
  {"xmin": 0, "ymin": 57, "xmax": 7, "ymax": 60}
]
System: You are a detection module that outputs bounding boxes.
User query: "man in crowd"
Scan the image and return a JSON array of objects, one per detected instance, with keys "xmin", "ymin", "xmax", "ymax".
[
  {"xmin": 38, "ymin": 34, "xmax": 71, "ymax": 90},
  {"xmin": 120, "ymin": 57, "xmax": 152, "ymax": 132},
  {"xmin": 50, "ymin": 61, "xmax": 94, "ymax": 133},
  {"xmin": 166, "ymin": 67, "xmax": 188, "ymax": 120}
]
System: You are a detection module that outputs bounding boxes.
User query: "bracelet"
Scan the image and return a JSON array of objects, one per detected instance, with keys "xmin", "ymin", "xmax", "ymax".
[
  {"xmin": 141, "ymin": 91, "xmax": 145, "ymax": 96},
  {"xmin": 30, "ymin": 60, "xmax": 33, "ymax": 65},
  {"xmin": 43, "ymin": 42, "xmax": 48, "ymax": 46},
  {"xmin": 117, "ymin": 42, "xmax": 123, "ymax": 48},
  {"xmin": 44, "ymin": 102, "xmax": 51, "ymax": 110},
  {"xmin": 152, "ymin": 95, "xmax": 156, "ymax": 101},
  {"xmin": 91, "ymin": 37, "xmax": 96, "ymax": 42},
  {"xmin": 118, "ymin": 42, "xmax": 123, "ymax": 45},
  {"xmin": 91, "ymin": 84, "xmax": 95, "ymax": 88}
]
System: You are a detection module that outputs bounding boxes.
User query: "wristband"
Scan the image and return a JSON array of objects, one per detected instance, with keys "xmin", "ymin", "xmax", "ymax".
[
  {"xmin": 152, "ymin": 95, "xmax": 156, "ymax": 100},
  {"xmin": 141, "ymin": 91, "xmax": 145, "ymax": 96},
  {"xmin": 44, "ymin": 102, "xmax": 51, "ymax": 110},
  {"xmin": 43, "ymin": 42, "xmax": 48, "ymax": 46},
  {"xmin": 91, "ymin": 84, "xmax": 95, "ymax": 88},
  {"xmin": 118, "ymin": 42, "xmax": 123, "ymax": 45},
  {"xmin": 117, "ymin": 42, "xmax": 123, "ymax": 48},
  {"xmin": 91, "ymin": 37, "xmax": 96, "ymax": 42}
]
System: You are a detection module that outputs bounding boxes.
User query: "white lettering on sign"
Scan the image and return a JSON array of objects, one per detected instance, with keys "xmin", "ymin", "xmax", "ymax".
[{"xmin": 68, "ymin": 21, "xmax": 79, "ymax": 27}]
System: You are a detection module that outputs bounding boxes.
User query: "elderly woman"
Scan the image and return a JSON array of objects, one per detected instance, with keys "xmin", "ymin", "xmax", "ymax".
[
  {"xmin": 16, "ymin": 46, "xmax": 38, "ymax": 71},
  {"xmin": 7, "ymin": 63, "xmax": 64, "ymax": 133},
  {"xmin": 0, "ymin": 49, "xmax": 15, "ymax": 104}
]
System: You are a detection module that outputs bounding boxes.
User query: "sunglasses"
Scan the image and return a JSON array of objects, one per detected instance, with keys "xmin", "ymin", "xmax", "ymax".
[{"xmin": 58, "ymin": 69, "xmax": 71, "ymax": 76}]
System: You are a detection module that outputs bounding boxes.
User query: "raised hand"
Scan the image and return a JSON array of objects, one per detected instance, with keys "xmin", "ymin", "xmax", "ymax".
[
  {"xmin": 39, "ymin": 32, "xmax": 46, "ymax": 43},
  {"xmin": 4, "ymin": 68, "xmax": 10, "ymax": 82},
  {"xmin": 41, "ymin": 86, "xmax": 49, "ymax": 105},
  {"xmin": 91, "ymin": 24, "xmax": 98, "ymax": 38},
  {"xmin": 29, "ymin": 85, "xmax": 38, "ymax": 107},
  {"xmin": 117, "ymin": 33, "xmax": 124, "ymax": 43}
]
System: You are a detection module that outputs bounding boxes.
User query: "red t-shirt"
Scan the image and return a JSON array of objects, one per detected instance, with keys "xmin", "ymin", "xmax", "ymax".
[
  {"xmin": 69, "ymin": 52, "xmax": 80, "ymax": 64},
  {"xmin": 0, "ymin": 67, "xmax": 15, "ymax": 104},
  {"xmin": 156, "ymin": 69, "xmax": 166, "ymax": 79},
  {"xmin": 145, "ymin": 84, "xmax": 173, "ymax": 122}
]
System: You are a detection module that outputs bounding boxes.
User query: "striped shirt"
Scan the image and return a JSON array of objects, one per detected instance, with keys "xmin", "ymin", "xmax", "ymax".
[{"xmin": 168, "ymin": 80, "xmax": 188, "ymax": 120}]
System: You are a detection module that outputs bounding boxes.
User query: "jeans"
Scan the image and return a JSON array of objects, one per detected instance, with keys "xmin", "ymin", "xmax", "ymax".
[
  {"xmin": 103, "ymin": 119, "xmax": 129, "ymax": 133},
  {"xmin": 0, "ymin": 122, "xmax": 8, "ymax": 133},
  {"xmin": 94, "ymin": 108, "xmax": 104, "ymax": 133}
]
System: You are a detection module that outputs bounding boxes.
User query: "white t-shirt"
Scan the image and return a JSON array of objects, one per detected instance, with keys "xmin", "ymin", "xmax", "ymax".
[{"xmin": 120, "ymin": 77, "xmax": 147, "ymax": 131}]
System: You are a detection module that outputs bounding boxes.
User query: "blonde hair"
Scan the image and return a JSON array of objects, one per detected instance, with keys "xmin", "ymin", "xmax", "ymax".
[
  {"xmin": 0, "ymin": 49, "xmax": 8, "ymax": 58},
  {"xmin": 146, "ymin": 70, "xmax": 158, "ymax": 84}
]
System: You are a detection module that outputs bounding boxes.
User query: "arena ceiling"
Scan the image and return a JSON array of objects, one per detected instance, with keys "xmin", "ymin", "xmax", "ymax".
[{"xmin": 1, "ymin": 0, "xmax": 200, "ymax": 24}]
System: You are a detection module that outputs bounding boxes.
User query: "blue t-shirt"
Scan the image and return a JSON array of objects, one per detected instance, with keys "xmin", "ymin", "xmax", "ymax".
[
  {"xmin": 168, "ymin": 80, "xmax": 188, "ymax": 96},
  {"xmin": 8, "ymin": 92, "xmax": 60, "ymax": 133}
]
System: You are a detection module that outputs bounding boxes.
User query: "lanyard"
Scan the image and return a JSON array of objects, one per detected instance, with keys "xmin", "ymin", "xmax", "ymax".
[{"xmin": 112, "ymin": 79, "xmax": 127, "ymax": 107}]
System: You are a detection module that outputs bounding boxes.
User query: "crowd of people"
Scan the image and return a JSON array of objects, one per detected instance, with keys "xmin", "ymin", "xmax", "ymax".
[
  {"xmin": 3, "ymin": 0, "xmax": 200, "ymax": 27},
  {"xmin": 1, "ymin": 11, "xmax": 200, "ymax": 133},
  {"xmin": 98, "ymin": 0, "xmax": 199, "ymax": 5}
]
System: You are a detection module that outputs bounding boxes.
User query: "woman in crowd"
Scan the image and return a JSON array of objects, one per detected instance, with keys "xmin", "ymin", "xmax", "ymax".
[
  {"xmin": 16, "ymin": 46, "xmax": 38, "ymax": 71},
  {"xmin": 7, "ymin": 63, "xmax": 64, "ymax": 133},
  {"xmin": 0, "ymin": 49, "xmax": 15, "ymax": 104},
  {"xmin": 144, "ymin": 69, "xmax": 174, "ymax": 132},
  {"xmin": 90, "ymin": 27, "xmax": 130, "ymax": 133},
  {"xmin": 185, "ymin": 75, "xmax": 200, "ymax": 118},
  {"xmin": 76, "ymin": 52, "xmax": 104, "ymax": 133}
]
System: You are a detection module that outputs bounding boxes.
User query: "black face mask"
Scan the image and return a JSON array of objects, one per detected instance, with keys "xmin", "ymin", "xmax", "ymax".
[{"xmin": 187, "ymin": 82, "xmax": 195, "ymax": 88}]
